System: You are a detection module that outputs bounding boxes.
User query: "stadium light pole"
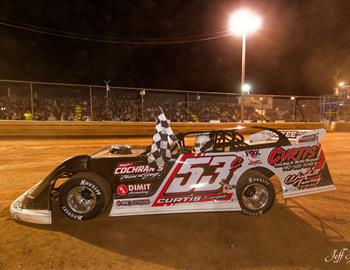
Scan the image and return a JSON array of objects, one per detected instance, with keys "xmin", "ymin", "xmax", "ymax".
[
  {"xmin": 229, "ymin": 9, "xmax": 262, "ymax": 121},
  {"xmin": 291, "ymin": 96, "xmax": 296, "ymax": 121}
]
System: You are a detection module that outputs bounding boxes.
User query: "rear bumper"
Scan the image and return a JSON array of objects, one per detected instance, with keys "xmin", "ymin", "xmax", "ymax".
[{"xmin": 10, "ymin": 190, "xmax": 52, "ymax": 224}]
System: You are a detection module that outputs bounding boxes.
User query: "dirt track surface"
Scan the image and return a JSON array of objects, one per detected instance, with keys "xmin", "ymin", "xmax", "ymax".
[{"xmin": 0, "ymin": 134, "xmax": 349, "ymax": 270}]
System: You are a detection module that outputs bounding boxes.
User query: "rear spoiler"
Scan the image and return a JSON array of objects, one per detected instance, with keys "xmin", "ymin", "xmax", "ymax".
[{"xmin": 249, "ymin": 129, "xmax": 326, "ymax": 144}]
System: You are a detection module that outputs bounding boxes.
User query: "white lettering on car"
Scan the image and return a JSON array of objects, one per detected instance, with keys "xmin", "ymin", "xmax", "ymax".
[{"xmin": 165, "ymin": 156, "xmax": 243, "ymax": 194}]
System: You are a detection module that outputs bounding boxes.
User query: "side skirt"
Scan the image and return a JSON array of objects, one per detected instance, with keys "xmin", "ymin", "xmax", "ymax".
[
  {"xmin": 109, "ymin": 203, "xmax": 241, "ymax": 217},
  {"xmin": 283, "ymin": 185, "xmax": 336, "ymax": 199}
]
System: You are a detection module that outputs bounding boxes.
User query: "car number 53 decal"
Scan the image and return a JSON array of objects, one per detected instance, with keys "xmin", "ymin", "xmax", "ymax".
[{"xmin": 153, "ymin": 154, "xmax": 243, "ymax": 206}]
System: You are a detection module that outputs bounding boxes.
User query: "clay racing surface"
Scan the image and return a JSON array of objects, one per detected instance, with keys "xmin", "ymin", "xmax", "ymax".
[{"xmin": 0, "ymin": 134, "xmax": 349, "ymax": 269}]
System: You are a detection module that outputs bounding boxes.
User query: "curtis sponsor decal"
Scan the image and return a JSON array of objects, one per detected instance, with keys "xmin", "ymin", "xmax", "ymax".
[
  {"xmin": 156, "ymin": 194, "xmax": 231, "ymax": 206},
  {"xmin": 268, "ymin": 145, "xmax": 320, "ymax": 171}
]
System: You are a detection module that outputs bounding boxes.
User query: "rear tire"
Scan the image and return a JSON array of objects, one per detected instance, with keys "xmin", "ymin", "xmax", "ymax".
[
  {"xmin": 236, "ymin": 170, "xmax": 275, "ymax": 216},
  {"xmin": 59, "ymin": 172, "xmax": 111, "ymax": 221}
]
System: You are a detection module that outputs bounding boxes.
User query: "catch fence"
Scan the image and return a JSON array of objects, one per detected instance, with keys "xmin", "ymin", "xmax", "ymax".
[{"xmin": 0, "ymin": 79, "xmax": 322, "ymax": 122}]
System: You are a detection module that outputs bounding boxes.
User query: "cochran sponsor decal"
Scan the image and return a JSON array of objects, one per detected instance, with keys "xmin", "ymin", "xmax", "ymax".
[
  {"xmin": 153, "ymin": 154, "xmax": 243, "ymax": 206},
  {"xmin": 114, "ymin": 162, "xmax": 163, "ymax": 181},
  {"xmin": 114, "ymin": 162, "xmax": 163, "ymax": 174},
  {"xmin": 120, "ymin": 172, "xmax": 161, "ymax": 181},
  {"xmin": 115, "ymin": 199, "xmax": 150, "ymax": 207},
  {"xmin": 116, "ymin": 183, "xmax": 151, "ymax": 196},
  {"xmin": 268, "ymin": 145, "xmax": 320, "ymax": 171}
]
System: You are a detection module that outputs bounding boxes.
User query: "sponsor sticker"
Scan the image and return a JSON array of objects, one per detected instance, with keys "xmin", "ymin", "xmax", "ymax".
[
  {"xmin": 245, "ymin": 150, "xmax": 262, "ymax": 166},
  {"xmin": 119, "ymin": 172, "xmax": 161, "ymax": 181},
  {"xmin": 284, "ymin": 168, "xmax": 322, "ymax": 189},
  {"xmin": 298, "ymin": 134, "xmax": 319, "ymax": 143},
  {"xmin": 116, "ymin": 184, "xmax": 128, "ymax": 196},
  {"xmin": 116, "ymin": 183, "xmax": 151, "ymax": 196},
  {"xmin": 268, "ymin": 145, "xmax": 320, "ymax": 171},
  {"xmin": 114, "ymin": 162, "xmax": 164, "ymax": 181},
  {"xmin": 155, "ymin": 194, "xmax": 231, "ymax": 206},
  {"xmin": 115, "ymin": 199, "xmax": 150, "ymax": 207},
  {"xmin": 248, "ymin": 159, "xmax": 262, "ymax": 166},
  {"xmin": 245, "ymin": 150, "xmax": 261, "ymax": 158},
  {"xmin": 114, "ymin": 162, "xmax": 163, "ymax": 175},
  {"xmin": 280, "ymin": 130, "xmax": 299, "ymax": 139}
]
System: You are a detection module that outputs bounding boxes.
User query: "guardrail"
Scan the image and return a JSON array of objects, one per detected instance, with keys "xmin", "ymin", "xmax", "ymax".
[{"xmin": 0, "ymin": 120, "xmax": 329, "ymax": 137}]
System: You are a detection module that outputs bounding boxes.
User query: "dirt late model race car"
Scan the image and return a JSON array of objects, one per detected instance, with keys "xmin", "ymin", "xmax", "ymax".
[{"xmin": 11, "ymin": 126, "xmax": 335, "ymax": 224}]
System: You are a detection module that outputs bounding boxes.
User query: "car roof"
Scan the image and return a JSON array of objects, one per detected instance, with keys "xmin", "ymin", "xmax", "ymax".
[{"xmin": 175, "ymin": 126, "xmax": 290, "ymax": 145}]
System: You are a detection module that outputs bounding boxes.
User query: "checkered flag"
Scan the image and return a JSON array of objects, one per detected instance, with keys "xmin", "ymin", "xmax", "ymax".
[{"xmin": 148, "ymin": 109, "xmax": 177, "ymax": 167}]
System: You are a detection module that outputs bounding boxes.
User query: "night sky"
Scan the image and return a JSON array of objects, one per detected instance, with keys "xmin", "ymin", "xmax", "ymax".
[{"xmin": 0, "ymin": 0, "xmax": 349, "ymax": 96}]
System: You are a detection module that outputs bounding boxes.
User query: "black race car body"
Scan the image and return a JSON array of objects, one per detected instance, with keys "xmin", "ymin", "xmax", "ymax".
[{"xmin": 10, "ymin": 126, "xmax": 335, "ymax": 224}]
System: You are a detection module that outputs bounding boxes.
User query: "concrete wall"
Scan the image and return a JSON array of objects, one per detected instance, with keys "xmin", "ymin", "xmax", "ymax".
[{"xmin": 330, "ymin": 122, "xmax": 350, "ymax": 132}]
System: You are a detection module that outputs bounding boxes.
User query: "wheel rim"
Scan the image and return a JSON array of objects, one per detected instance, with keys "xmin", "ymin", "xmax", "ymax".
[
  {"xmin": 242, "ymin": 183, "xmax": 269, "ymax": 211},
  {"xmin": 67, "ymin": 186, "xmax": 97, "ymax": 214}
]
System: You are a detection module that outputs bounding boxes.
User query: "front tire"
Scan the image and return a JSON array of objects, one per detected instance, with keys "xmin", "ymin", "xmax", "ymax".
[
  {"xmin": 236, "ymin": 170, "xmax": 275, "ymax": 216},
  {"xmin": 59, "ymin": 172, "xmax": 111, "ymax": 221}
]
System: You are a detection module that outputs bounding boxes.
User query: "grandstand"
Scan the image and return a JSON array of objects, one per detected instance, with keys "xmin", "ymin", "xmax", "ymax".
[
  {"xmin": 320, "ymin": 85, "xmax": 350, "ymax": 122},
  {"xmin": 0, "ymin": 79, "xmax": 322, "ymax": 123}
]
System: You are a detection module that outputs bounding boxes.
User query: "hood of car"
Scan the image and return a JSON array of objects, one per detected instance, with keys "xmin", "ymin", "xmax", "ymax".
[{"xmin": 91, "ymin": 145, "xmax": 144, "ymax": 158}]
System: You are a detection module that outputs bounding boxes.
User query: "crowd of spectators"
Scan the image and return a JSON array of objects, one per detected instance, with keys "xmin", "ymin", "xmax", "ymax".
[{"xmin": 0, "ymin": 92, "xmax": 319, "ymax": 122}]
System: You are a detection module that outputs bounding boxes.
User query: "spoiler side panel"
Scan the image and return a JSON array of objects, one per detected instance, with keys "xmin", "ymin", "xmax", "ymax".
[{"xmin": 268, "ymin": 142, "xmax": 335, "ymax": 198}]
